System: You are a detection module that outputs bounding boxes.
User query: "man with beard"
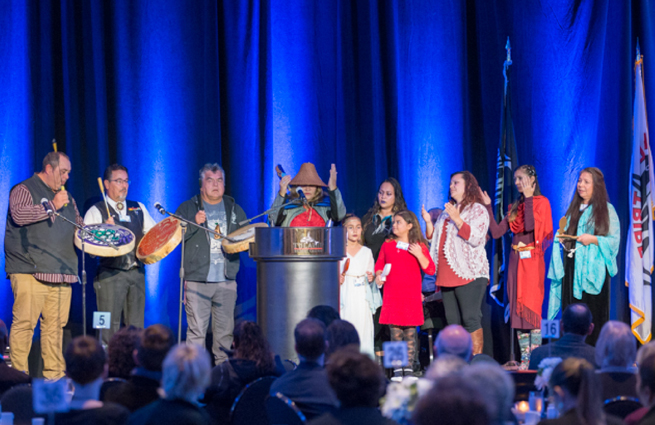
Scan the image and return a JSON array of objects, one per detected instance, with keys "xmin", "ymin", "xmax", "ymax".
[
  {"xmin": 84, "ymin": 164, "xmax": 156, "ymax": 346},
  {"xmin": 175, "ymin": 163, "xmax": 246, "ymax": 364}
]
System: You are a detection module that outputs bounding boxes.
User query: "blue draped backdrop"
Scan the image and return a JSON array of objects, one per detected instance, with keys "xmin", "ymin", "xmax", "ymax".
[{"xmin": 0, "ymin": 0, "xmax": 653, "ymax": 361}]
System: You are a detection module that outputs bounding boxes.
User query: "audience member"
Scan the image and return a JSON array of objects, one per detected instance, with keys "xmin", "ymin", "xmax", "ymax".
[
  {"xmin": 0, "ymin": 320, "xmax": 30, "ymax": 398},
  {"xmin": 107, "ymin": 326, "xmax": 143, "ymax": 379},
  {"xmin": 529, "ymin": 304, "xmax": 596, "ymax": 370},
  {"xmin": 325, "ymin": 320, "xmax": 360, "ymax": 360},
  {"xmin": 56, "ymin": 336, "xmax": 130, "ymax": 425},
  {"xmin": 0, "ymin": 384, "xmax": 41, "ymax": 425},
  {"xmin": 434, "ymin": 324, "xmax": 473, "ymax": 362},
  {"xmin": 128, "ymin": 343, "xmax": 212, "ymax": 425},
  {"xmin": 308, "ymin": 305, "xmax": 341, "ymax": 328},
  {"xmin": 595, "ymin": 321, "xmax": 638, "ymax": 401},
  {"xmin": 625, "ymin": 342, "xmax": 655, "ymax": 425},
  {"xmin": 461, "ymin": 363, "xmax": 514, "ymax": 425},
  {"xmin": 634, "ymin": 353, "xmax": 655, "ymax": 425},
  {"xmin": 270, "ymin": 318, "xmax": 339, "ymax": 420},
  {"xmin": 539, "ymin": 357, "xmax": 622, "ymax": 425},
  {"xmin": 104, "ymin": 324, "xmax": 175, "ymax": 412},
  {"xmin": 309, "ymin": 350, "xmax": 395, "ymax": 425},
  {"xmin": 412, "ymin": 375, "xmax": 489, "ymax": 425},
  {"xmin": 204, "ymin": 321, "xmax": 283, "ymax": 423},
  {"xmin": 424, "ymin": 354, "xmax": 468, "ymax": 381}
]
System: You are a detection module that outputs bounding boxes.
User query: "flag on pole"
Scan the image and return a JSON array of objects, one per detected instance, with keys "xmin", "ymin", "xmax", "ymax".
[
  {"xmin": 627, "ymin": 41, "xmax": 654, "ymax": 344},
  {"xmin": 489, "ymin": 37, "xmax": 519, "ymax": 321}
]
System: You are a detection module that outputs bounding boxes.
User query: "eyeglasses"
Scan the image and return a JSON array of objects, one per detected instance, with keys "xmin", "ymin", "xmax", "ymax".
[{"xmin": 109, "ymin": 179, "xmax": 131, "ymax": 185}]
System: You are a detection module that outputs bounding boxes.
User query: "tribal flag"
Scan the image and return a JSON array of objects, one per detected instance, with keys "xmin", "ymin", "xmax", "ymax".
[
  {"xmin": 627, "ymin": 45, "xmax": 654, "ymax": 344},
  {"xmin": 489, "ymin": 40, "xmax": 518, "ymax": 319}
]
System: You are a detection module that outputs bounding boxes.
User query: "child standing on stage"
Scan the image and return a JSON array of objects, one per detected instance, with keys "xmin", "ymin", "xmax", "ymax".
[
  {"xmin": 375, "ymin": 210, "xmax": 435, "ymax": 380},
  {"xmin": 339, "ymin": 215, "xmax": 381, "ymax": 358}
]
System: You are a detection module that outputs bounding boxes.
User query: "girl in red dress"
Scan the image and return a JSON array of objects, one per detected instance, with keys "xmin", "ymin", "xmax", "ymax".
[{"xmin": 375, "ymin": 210, "xmax": 435, "ymax": 379}]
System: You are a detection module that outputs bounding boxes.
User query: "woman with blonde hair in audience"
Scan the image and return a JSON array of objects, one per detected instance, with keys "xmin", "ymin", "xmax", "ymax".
[
  {"xmin": 595, "ymin": 320, "xmax": 638, "ymax": 402},
  {"xmin": 128, "ymin": 344, "xmax": 212, "ymax": 425}
]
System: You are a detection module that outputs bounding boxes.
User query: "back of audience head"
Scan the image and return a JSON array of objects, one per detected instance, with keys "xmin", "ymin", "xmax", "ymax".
[
  {"xmin": 637, "ymin": 353, "xmax": 655, "ymax": 407},
  {"xmin": 137, "ymin": 324, "xmax": 175, "ymax": 372},
  {"xmin": 294, "ymin": 318, "xmax": 327, "ymax": 362},
  {"xmin": 65, "ymin": 336, "xmax": 107, "ymax": 385},
  {"xmin": 162, "ymin": 344, "xmax": 211, "ymax": 403},
  {"xmin": 638, "ymin": 341, "xmax": 655, "ymax": 366},
  {"xmin": 461, "ymin": 363, "xmax": 514, "ymax": 425},
  {"xmin": 307, "ymin": 305, "xmax": 340, "ymax": 328},
  {"xmin": 233, "ymin": 320, "xmax": 274, "ymax": 371},
  {"xmin": 549, "ymin": 357, "xmax": 604, "ymax": 424},
  {"xmin": 325, "ymin": 320, "xmax": 360, "ymax": 359},
  {"xmin": 326, "ymin": 349, "xmax": 384, "ymax": 408},
  {"xmin": 595, "ymin": 320, "xmax": 636, "ymax": 369},
  {"xmin": 435, "ymin": 324, "xmax": 472, "ymax": 362},
  {"xmin": 425, "ymin": 354, "xmax": 468, "ymax": 380},
  {"xmin": 107, "ymin": 325, "xmax": 142, "ymax": 379},
  {"xmin": 562, "ymin": 303, "xmax": 594, "ymax": 336},
  {"xmin": 412, "ymin": 375, "xmax": 490, "ymax": 425}
]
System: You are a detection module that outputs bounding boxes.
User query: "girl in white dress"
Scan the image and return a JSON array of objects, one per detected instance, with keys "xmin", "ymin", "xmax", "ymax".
[{"xmin": 339, "ymin": 215, "xmax": 382, "ymax": 358}]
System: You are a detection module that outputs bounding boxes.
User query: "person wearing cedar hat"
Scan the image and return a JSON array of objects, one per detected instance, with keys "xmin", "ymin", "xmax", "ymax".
[
  {"xmin": 269, "ymin": 163, "xmax": 346, "ymax": 227},
  {"xmin": 480, "ymin": 164, "xmax": 553, "ymax": 368}
]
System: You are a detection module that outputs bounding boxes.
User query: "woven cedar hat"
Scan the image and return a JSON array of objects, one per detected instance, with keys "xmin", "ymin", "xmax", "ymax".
[{"xmin": 289, "ymin": 163, "xmax": 327, "ymax": 187}]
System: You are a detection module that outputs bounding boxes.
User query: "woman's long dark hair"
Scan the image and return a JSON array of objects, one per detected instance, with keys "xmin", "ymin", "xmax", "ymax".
[
  {"xmin": 390, "ymin": 210, "xmax": 428, "ymax": 246},
  {"xmin": 233, "ymin": 321, "xmax": 275, "ymax": 372},
  {"xmin": 565, "ymin": 167, "xmax": 610, "ymax": 236},
  {"xmin": 449, "ymin": 171, "xmax": 484, "ymax": 211},
  {"xmin": 508, "ymin": 165, "xmax": 543, "ymax": 223},
  {"xmin": 549, "ymin": 358, "xmax": 605, "ymax": 425},
  {"xmin": 362, "ymin": 178, "xmax": 407, "ymax": 231}
]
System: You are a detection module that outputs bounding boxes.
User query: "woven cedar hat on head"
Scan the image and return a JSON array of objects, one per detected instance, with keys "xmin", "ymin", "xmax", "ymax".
[{"xmin": 289, "ymin": 163, "xmax": 327, "ymax": 187}]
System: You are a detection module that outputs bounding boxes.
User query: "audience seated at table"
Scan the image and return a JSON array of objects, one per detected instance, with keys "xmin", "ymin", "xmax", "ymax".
[
  {"xmin": 269, "ymin": 318, "xmax": 339, "ymax": 420},
  {"xmin": 529, "ymin": 304, "xmax": 596, "ymax": 370},
  {"xmin": 56, "ymin": 336, "xmax": 130, "ymax": 425},
  {"xmin": 537, "ymin": 357, "xmax": 622, "ymax": 425},
  {"xmin": 204, "ymin": 320, "xmax": 284, "ymax": 423},
  {"xmin": 104, "ymin": 324, "xmax": 175, "ymax": 412},
  {"xmin": 128, "ymin": 343, "xmax": 212, "ymax": 425},
  {"xmin": 595, "ymin": 321, "xmax": 638, "ymax": 402},
  {"xmin": 309, "ymin": 349, "xmax": 397, "ymax": 425}
]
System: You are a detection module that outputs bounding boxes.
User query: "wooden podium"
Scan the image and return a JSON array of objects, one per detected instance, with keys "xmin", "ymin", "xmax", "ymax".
[{"xmin": 249, "ymin": 227, "xmax": 346, "ymax": 361}]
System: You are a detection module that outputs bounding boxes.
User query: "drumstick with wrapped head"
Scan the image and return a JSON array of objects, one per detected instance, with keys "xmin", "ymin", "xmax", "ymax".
[
  {"xmin": 342, "ymin": 258, "xmax": 350, "ymax": 277},
  {"xmin": 51, "ymin": 139, "xmax": 68, "ymax": 207},
  {"xmin": 97, "ymin": 177, "xmax": 112, "ymax": 221}
]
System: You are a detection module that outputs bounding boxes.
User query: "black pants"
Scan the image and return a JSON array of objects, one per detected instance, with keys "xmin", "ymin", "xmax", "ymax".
[
  {"xmin": 94, "ymin": 267, "xmax": 146, "ymax": 346},
  {"xmin": 441, "ymin": 278, "xmax": 488, "ymax": 333}
]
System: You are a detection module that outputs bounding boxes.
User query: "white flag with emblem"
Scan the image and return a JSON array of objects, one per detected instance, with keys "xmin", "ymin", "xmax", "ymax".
[{"xmin": 627, "ymin": 45, "xmax": 654, "ymax": 344}]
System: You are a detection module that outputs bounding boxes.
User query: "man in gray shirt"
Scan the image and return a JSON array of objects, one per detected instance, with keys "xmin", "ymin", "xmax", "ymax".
[{"xmin": 175, "ymin": 164, "xmax": 247, "ymax": 364}]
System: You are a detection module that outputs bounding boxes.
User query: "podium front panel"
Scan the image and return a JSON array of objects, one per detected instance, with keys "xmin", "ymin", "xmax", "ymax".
[{"xmin": 250, "ymin": 227, "xmax": 345, "ymax": 361}]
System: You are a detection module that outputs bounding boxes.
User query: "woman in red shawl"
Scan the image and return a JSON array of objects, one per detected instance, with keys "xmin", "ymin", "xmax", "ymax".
[{"xmin": 480, "ymin": 165, "xmax": 553, "ymax": 368}]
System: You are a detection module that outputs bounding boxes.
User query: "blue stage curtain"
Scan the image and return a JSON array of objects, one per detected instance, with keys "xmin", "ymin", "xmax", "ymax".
[{"xmin": 0, "ymin": 0, "xmax": 652, "ymax": 359}]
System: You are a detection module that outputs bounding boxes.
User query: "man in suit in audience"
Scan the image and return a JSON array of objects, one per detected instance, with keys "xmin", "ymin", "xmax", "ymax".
[
  {"xmin": 270, "ymin": 318, "xmax": 338, "ymax": 421},
  {"xmin": 104, "ymin": 324, "xmax": 175, "ymax": 412},
  {"xmin": 434, "ymin": 324, "xmax": 473, "ymax": 362},
  {"xmin": 0, "ymin": 320, "xmax": 31, "ymax": 398},
  {"xmin": 529, "ymin": 303, "xmax": 596, "ymax": 370}
]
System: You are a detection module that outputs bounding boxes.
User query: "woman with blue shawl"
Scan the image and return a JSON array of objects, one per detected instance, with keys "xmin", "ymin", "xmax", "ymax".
[{"xmin": 548, "ymin": 167, "xmax": 620, "ymax": 345}]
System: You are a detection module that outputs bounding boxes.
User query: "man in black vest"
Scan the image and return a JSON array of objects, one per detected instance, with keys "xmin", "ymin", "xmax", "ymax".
[
  {"xmin": 84, "ymin": 164, "xmax": 156, "ymax": 347},
  {"xmin": 175, "ymin": 163, "xmax": 246, "ymax": 364},
  {"xmin": 4, "ymin": 151, "xmax": 84, "ymax": 380}
]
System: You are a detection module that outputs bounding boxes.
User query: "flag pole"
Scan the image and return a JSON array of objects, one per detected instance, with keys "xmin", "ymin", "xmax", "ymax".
[{"xmin": 505, "ymin": 36, "xmax": 516, "ymax": 363}]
